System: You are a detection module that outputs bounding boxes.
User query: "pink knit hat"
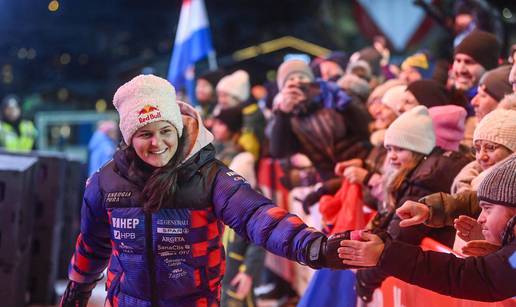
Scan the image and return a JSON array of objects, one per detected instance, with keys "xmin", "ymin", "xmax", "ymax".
[{"xmin": 428, "ymin": 105, "xmax": 467, "ymax": 152}]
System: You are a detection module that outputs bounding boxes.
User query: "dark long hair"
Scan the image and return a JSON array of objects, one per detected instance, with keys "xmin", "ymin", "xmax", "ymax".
[{"xmin": 123, "ymin": 133, "xmax": 187, "ymax": 213}]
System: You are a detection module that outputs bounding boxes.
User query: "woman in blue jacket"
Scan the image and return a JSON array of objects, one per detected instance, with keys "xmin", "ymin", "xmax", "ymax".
[{"xmin": 60, "ymin": 75, "xmax": 345, "ymax": 307}]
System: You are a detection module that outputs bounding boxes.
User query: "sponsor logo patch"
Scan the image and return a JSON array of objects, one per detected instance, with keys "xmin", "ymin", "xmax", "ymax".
[{"xmin": 137, "ymin": 104, "xmax": 161, "ymax": 124}]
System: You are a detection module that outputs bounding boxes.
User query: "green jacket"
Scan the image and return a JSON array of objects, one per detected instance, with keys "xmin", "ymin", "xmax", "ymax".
[
  {"xmin": 0, "ymin": 120, "xmax": 37, "ymax": 152},
  {"xmin": 420, "ymin": 190, "xmax": 480, "ymax": 228}
]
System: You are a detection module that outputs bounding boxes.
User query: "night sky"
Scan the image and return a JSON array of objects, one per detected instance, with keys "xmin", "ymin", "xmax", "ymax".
[{"xmin": 0, "ymin": 0, "xmax": 514, "ymax": 112}]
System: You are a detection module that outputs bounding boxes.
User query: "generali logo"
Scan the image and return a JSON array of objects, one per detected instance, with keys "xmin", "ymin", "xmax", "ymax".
[{"xmin": 137, "ymin": 104, "xmax": 161, "ymax": 124}]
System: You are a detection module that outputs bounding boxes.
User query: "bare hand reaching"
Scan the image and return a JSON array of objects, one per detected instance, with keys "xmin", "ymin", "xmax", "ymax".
[
  {"xmin": 396, "ymin": 200, "xmax": 430, "ymax": 227},
  {"xmin": 337, "ymin": 231, "xmax": 385, "ymax": 267},
  {"xmin": 462, "ymin": 240, "xmax": 500, "ymax": 256},
  {"xmin": 454, "ymin": 215, "xmax": 484, "ymax": 242}
]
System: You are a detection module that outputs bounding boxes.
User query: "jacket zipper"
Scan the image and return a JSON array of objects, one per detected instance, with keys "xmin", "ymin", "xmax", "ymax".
[{"xmin": 145, "ymin": 212, "xmax": 158, "ymax": 306}]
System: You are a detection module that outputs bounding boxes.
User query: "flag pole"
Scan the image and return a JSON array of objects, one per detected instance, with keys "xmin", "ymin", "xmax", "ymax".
[{"xmin": 208, "ymin": 50, "xmax": 218, "ymax": 70}]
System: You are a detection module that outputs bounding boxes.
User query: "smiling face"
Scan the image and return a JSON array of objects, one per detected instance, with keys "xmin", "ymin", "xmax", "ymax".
[
  {"xmin": 132, "ymin": 121, "xmax": 179, "ymax": 168},
  {"xmin": 477, "ymin": 201, "xmax": 516, "ymax": 245},
  {"xmin": 473, "ymin": 140, "xmax": 513, "ymax": 171},
  {"xmin": 452, "ymin": 53, "xmax": 486, "ymax": 91},
  {"xmin": 385, "ymin": 145, "xmax": 415, "ymax": 169}
]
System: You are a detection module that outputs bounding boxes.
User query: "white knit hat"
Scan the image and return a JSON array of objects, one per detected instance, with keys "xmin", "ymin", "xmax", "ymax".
[
  {"xmin": 113, "ymin": 74, "xmax": 183, "ymax": 145},
  {"xmin": 474, "ymin": 109, "xmax": 516, "ymax": 152},
  {"xmin": 384, "ymin": 105, "xmax": 435, "ymax": 155},
  {"xmin": 381, "ymin": 85, "xmax": 406, "ymax": 115},
  {"xmin": 216, "ymin": 70, "xmax": 250, "ymax": 102}
]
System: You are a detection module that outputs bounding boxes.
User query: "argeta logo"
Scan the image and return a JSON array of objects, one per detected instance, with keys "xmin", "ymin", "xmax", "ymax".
[{"xmin": 114, "ymin": 230, "xmax": 121, "ymax": 239}]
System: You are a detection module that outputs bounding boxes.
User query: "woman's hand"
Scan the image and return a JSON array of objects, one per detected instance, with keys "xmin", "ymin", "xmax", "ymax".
[
  {"xmin": 334, "ymin": 158, "xmax": 363, "ymax": 176},
  {"xmin": 454, "ymin": 215, "xmax": 484, "ymax": 242},
  {"xmin": 343, "ymin": 166, "xmax": 368, "ymax": 184},
  {"xmin": 462, "ymin": 240, "xmax": 500, "ymax": 257},
  {"xmin": 396, "ymin": 200, "xmax": 430, "ymax": 227},
  {"xmin": 230, "ymin": 272, "xmax": 253, "ymax": 300},
  {"xmin": 337, "ymin": 232, "xmax": 385, "ymax": 267}
]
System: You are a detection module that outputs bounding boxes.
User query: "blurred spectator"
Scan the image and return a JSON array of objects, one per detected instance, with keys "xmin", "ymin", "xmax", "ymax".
[
  {"xmin": 0, "ymin": 94, "xmax": 37, "ymax": 152},
  {"xmin": 216, "ymin": 70, "xmax": 266, "ymax": 159},
  {"xmin": 398, "ymin": 80, "xmax": 451, "ymax": 114},
  {"xmin": 88, "ymin": 120, "xmax": 118, "ymax": 176},
  {"xmin": 428, "ymin": 105, "xmax": 467, "ymax": 152},
  {"xmin": 195, "ymin": 69, "xmax": 225, "ymax": 124},
  {"xmin": 451, "ymin": 30, "xmax": 500, "ymax": 99},
  {"xmin": 336, "ymin": 73, "xmax": 371, "ymax": 103},
  {"xmin": 346, "ymin": 60, "xmax": 372, "ymax": 82},
  {"xmin": 313, "ymin": 51, "xmax": 348, "ymax": 82},
  {"xmin": 269, "ymin": 59, "xmax": 371, "ymax": 180},
  {"xmin": 471, "ymin": 65, "xmax": 512, "ymax": 121},
  {"xmin": 399, "ymin": 52, "xmax": 433, "ymax": 83}
]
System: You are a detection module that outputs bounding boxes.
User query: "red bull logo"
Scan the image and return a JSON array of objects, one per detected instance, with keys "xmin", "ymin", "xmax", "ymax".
[{"xmin": 137, "ymin": 104, "xmax": 161, "ymax": 123}]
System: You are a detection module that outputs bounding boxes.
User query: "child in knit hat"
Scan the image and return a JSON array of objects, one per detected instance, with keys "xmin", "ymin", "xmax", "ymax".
[
  {"xmin": 60, "ymin": 74, "xmax": 349, "ymax": 307},
  {"xmin": 337, "ymin": 154, "xmax": 516, "ymax": 302}
]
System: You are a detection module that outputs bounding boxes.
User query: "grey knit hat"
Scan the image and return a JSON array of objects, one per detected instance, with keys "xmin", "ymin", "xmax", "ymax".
[{"xmin": 477, "ymin": 154, "xmax": 516, "ymax": 207}]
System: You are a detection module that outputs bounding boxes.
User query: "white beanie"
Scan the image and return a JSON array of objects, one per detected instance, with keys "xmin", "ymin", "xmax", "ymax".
[
  {"xmin": 216, "ymin": 70, "xmax": 250, "ymax": 102},
  {"xmin": 381, "ymin": 85, "xmax": 406, "ymax": 115},
  {"xmin": 113, "ymin": 74, "xmax": 183, "ymax": 145},
  {"xmin": 474, "ymin": 109, "xmax": 516, "ymax": 152},
  {"xmin": 384, "ymin": 105, "xmax": 435, "ymax": 155}
]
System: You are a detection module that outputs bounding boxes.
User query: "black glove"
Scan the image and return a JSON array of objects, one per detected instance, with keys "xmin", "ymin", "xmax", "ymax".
[
  {"xmin": 306, "ymin": 231, "xmax": 360, "ymax": 270},
  {"xmin": 60, "ymin": 280, "xmax": 98, "ymax": 307},
  {"xmin": 302, "ymin": 188, "xmax": 325, "ymax": 214}
]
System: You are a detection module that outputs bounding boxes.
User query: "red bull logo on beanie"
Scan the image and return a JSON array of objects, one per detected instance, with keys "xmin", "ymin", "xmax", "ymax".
[{"xmin": 137, "ymin": 104, "xmax": 162, "ymax": 124}]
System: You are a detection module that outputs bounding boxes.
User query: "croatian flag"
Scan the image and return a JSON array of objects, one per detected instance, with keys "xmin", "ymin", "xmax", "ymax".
[{"xmin": 167, "ymin": 0, "xmax": 214, "ymax": 100}]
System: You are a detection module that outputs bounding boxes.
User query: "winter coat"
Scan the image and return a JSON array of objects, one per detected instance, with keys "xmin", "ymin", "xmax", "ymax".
[
  {"xmin": 378, "ymin": 237, "xmax": 516, "ymax": 302},
  {"xmin": 421, "ymin": 190, "xmax": 480, "ymax": 228},
  {"xmin": 68, "ymin": 103, "xmax": 323, "ymax": 307},
  {"xmin": 451, "ymin": 160, "xmax": 482, "ymax": 194},
  {"xmin": 88, "ymin": 130, "xmax": 116, "ymax": 176},
  {"xmin": 268, "ymin": 81, "xmax": 371, "ymax": 180}
]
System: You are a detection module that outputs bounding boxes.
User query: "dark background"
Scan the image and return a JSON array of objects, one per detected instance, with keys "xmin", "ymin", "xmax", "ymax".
[{"xmin": 1, "ymin": 0, "xmax": 515, "ymax": 113}]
